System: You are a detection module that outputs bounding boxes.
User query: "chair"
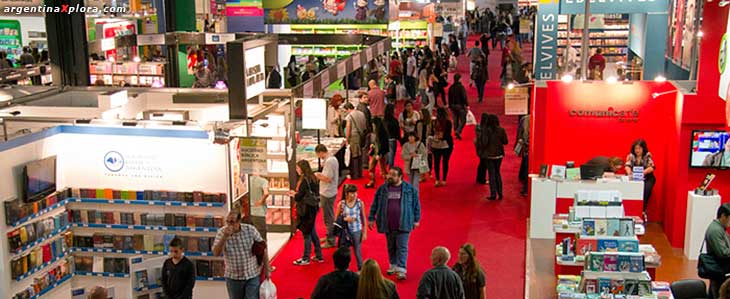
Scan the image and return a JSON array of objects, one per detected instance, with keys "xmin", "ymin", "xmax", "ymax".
[{"xmin": 671, "ymin": 279, "xmax": 708, "ymax": 299}]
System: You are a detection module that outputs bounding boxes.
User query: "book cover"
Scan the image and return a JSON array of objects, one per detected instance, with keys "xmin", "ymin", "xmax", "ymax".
[
  {"xmin": 566, "ymin": 168, "xmax": 580, "ymax": 180},
  {"xmin": 164, "ymin": 214, "xmax": 174, "ymax": 227},
  {"xmin": 594, "ymin": 219, "xmax": 607, "ymax": 236},
  {"xmin": 606, "ymin": 219, "xmax": 620, "ymax": 237},
  {"xmin": 539, "ymin": 164, "xmax": 548, "ymax": 177},
  {"xmin": 123, "ymin": 236, "xmax": 134, "ymax": 250},
  {"xmin": 598, "ymin": 278, "xmax": 611, "ymax": 294},
  {"xmin": 187, "ymin": 237, "xmax": 199, "ymax": 253},
  {"xmin": 618, "ymin": 240, "xmax": 639, "ymax": 252},
  {"xmin": 619, "ymin": 219, "xmax": 635, "ymax": 236},
  {"xmin": 103, "ymin": 235, "xmax": 114, "ymax": 248},
  {"xmin": 629, "ymin": 255, "xmax": 644, "ymax": 272},
  {"xmin": 212, "ymin": 260, "xmax": 225, "ymax": 277},
  {"xmin": 134, "ymin": 269, "xmax": 149, "ymax": 289},
  {"xmin": 113, "ymin": 236, "xmax": 124, "ymax": 250},
  {"xmin": 42, "ymin": 244, "xmax": 51, "ymax": 263},
  {"xmin": 625, "ymin": 280, "xmax": 639, "ymax": 295},
  {"xmin": 196, "ymin": 260, "xmax": 211, "ymax": 277},
  {"xmin": 186, "ymin": 215, "xmax": 197, "ymax": 227},
  {"xmin": 214, "ymin": 217, "xmax": 223, "ymax": 227},
  {"xmin": 143, "ymin": 235, "xmax": 154, "ymax": 251},
  {"xmin": 637, "ymin": 281, "xmax": 652, "ymax": 296},
  {"xmin": 103, "ymin": 257, "xmax": 115, "ymax": 273},
  {"xmin": 93, "ymin": 234, "xmax": 103, "ymax": 248},
  {"xmin": 133, "ymin": 235, "xmax": 145, "ymax": 251},
  {"xmin": 25, "ymin": 224, "xmax": 36, "ymax": 242},
  {"xmin": 603, "ymin": 254, "xmax": 618, "ymax": 272},
  {"xmin": 199, "ymin": 237, "xmax": 210, "ymax": 252},
  {"xmin": 577, "ymin": 239, "xmax": 598, "ymax": 255},
  {"xmin": 589, "ymin": 253, "xmax": 604, "ymax": 271},
  {"xmin": 163, "ymin": 235, "xmax": 175, "ymax": 252},
  {"xmin": 103, "ymin": 189, "xmax": 113, "ymax": 199},
  {"xmin": 617, "ymin": 255, "xmax": 632, "ymax": 272},
  {"xmin": 610, "ymin": 279, "xmax": 624, "ymax": 294},
  {"xmin": 597, "ymin": 239, "xmax": 619, "ymax": 252},
  {"xmin": 174, "ymin": 215, "xmax": 187, "ymax": 227},
  {"xmin": 95, "ymin": 189, "xmax": 105, "ymax": 199},
  {"xmin": 582, "ymin": 219, "xmax": 595, "ymax": 236},
  {"xmin": 584, "ymin": 278, "xmax": 598, "ymax": 294},
  {"xmin": 550, "ymin": 165, "xmax": 567, "ymax": 180},
  {"xmin": 153, "ymin": 235, "xmax": 165, "ymax": 251},
  {"xmin": 92, "ymin": 256, "xmax": 104, "ymax": 272}
]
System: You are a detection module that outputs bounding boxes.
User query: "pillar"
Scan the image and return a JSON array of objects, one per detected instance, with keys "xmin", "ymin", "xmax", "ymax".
[{"xmin": 45, "ymin": 0, "xmax": 90, "ymax": 86}]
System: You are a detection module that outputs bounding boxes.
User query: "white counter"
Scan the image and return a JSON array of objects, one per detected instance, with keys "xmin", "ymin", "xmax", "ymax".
[{"xmin": 684, "ymin": 191, "xmax": 721, "ymax": 260}]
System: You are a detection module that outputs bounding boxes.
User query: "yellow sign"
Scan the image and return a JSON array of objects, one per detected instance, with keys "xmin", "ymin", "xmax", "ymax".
[{"xmin": 504, "ymin": 87, "xmax": 529, "ymax": 115}]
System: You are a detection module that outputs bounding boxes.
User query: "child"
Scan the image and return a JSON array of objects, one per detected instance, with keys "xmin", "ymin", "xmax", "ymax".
[
  {"xmin": 162, "ymin": 237, "xmax": 196, "ymax": 299},
  {"xmin": 336, "ymin": 184, "xmax": 367, "ymax": 271}
]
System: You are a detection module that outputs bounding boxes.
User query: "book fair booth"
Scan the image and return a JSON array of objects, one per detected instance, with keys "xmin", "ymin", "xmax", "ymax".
[
  {"xmin": 0, "ymin": 33, "xmax": 390, "ymax": 299},
  {"xmin": 525, "ymin": 1, "xmax": 730, "ymax": 296}
]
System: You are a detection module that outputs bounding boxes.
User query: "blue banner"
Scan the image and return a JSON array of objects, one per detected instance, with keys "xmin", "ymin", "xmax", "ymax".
[
  {"xmin": 559, "ymin": 0, "xmax": 669, "ymax": 15},
  {"xmin": 534, "ymin": 0, "xmax": 560, "ymax": 80}
]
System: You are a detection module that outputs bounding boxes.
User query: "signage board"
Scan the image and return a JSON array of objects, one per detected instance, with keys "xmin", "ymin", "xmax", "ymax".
[
  {"xmin": 302, "ymin": 98, "xmax": 328, "ymax": 129},
  {"xmin": 559, "ymin": 0, "xmax": 669, "ymax": 14},
  {"xmin": 137, "ymin": 34, "xmax": 166, "ymax": 46},
  {"xmin": 534, "ymin": 0, "xmax": 559, "ymax": 80},
  {"xmin": 505, "ymin": 87, "xmax": 530, "ymax": 115},
  {"xmin": 244, "ymin": 46, "xmax": 266, "ymax": 99},
  {"xmin": 205, "ymin": 33, "xmax": 236, "ymax": 44},
  {"xmin": 239, "ymin": 137, "xmax": 268, "ymax": 175}
]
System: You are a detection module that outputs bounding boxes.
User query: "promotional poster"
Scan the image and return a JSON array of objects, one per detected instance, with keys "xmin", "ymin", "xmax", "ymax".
[{"xmin": 264, "ymin": 0, "xmax": 389, "ymax": 24}]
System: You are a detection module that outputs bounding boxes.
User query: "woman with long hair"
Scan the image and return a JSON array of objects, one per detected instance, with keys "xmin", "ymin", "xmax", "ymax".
[
  {"xmin": 384, "ymin": 104, "xmax": 401, "ymax": 169},
  {"xmin": 433, "ymin": 60, "xmax": 448, "ymax": 106},
  {"xmin": 417, "ymin": 60, "xmax": 431, "ymax": 109},
  {"xmin": 432, "ymin": 107, "xmax": 454, "ymax": 187},
  {"xmin": 453, "ymin": 244, "xmax": 487, "ymax": 299},
  {"xmin": 475, "ymin": 113, "xmax": 490, "ymax": 185},
  {"xmin": 286, "ymin": 55, "xmax": 299, "ymax": 88},
  {"xmin": 485, "ymin": 114, "xmax": 508, "ymax": 200},
  {"xmin": 417, "ymin": 108, "xmax": 434, "ymax": 182},
  {"xmin": 366, "ymin": 119, "xmax": 390, "ymax": 189},
  {"xmin": 399, "ymin": 101, "xmax": 420, "ymax": 141},
  {"xmin": 290, "ymin": 160, "xmax": 324, "ymax": 265},
  {"xmin": 357, "ymin": 259, "xmax": 399, "ymax": 299},
  {"xmin": 336, "ymin": 184, "xmax": 367, "ymax": 270},
  {"xmin": 401, "ymin": 131, "xmax": 427, "ymax": 190},
  {"xmin": 624, "ymin": 138, "xmax": 656, "ymax": 221}
]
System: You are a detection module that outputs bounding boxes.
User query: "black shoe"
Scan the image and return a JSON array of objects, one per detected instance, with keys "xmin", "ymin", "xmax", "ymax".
[
  {"xmin": 498, "ymin": 194, "xmax": 503, "ymax": 200},
  {"xmin": 487, "ymin": 196, "xmax": 496, "ymax": 200}
]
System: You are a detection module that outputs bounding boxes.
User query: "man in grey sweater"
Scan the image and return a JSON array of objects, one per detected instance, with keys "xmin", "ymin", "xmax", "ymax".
[
  {"xmin": 417, "ymin": 246, "xmax": 465, "ymax": 299},
  {"xmin": 705, "ymin": 203, "xmax": 730, "ymax": 298}
]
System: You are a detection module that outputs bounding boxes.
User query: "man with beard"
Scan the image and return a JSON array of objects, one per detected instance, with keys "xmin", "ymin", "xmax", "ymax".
[{"xmin": 368, "ymin": 167, "xmax": 422, "ymax": 281}]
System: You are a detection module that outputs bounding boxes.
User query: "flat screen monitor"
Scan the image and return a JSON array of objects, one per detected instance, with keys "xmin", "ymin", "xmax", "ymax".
[
  {"xmin": 690, "ymin": 131, "xmax": 730, "ymax": 168},
  {"xmin": 23, "ymin": 156, "xmax": 56, "ymax": 202}
]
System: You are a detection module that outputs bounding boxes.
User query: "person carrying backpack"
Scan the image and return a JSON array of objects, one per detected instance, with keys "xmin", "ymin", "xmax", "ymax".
[{"xmin": 335, "ymin": 184, "xmax": 367, "ymax": 271}]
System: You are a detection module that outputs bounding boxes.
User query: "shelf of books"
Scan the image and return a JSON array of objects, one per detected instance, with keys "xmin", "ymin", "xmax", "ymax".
[
  {"xmin": 7, "ymin": 187, "xmax": 229, "ymax": 299},
  {"xmin": 389, "ymin": 20, "xmax": 431, "ymax": 50},
  {"xmin": 89, "ymin": 61, "xmax": 166, "ymax": 87},
  {"xmin": 557, "ymin": 14, "xmax": 629, "ymax": 63}
]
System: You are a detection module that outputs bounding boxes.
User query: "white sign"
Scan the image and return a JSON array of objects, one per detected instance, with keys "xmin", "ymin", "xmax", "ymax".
[
  {"xmin": 352, "ymin": 53, "xmax": 361, "ymax": 70},
  {"xmin": 303, "ymin": 82, "xmax": 314, "ymax": 97},
  {"xmin": 245, "ymin": 46, "xmax": 266, "ymax": 100},
  {"xmin": 321, "ymin": 70, "xmax": 330, "ymax": 87},
  {"xmin": 365, "ymin": 48, "xmax": 373, "ymax": 63},
  {"xmin": 302, "ymin": 98, "xmax": 328, "ymax": 130},
  {"xmin": 337, "ymin": 62, "xmax": 347, "ymax": 78},
  {"xmin": 101, "ymin": 38, "xmax": 116, "ymax": 51},
  {"xmin": 137, "ymin": 34, "xmax": 165, "ymax": 46},
  {"xmin": 205, "ymin": 33, "xmax": 236, "ymax": 45},
  {"xmin": 719, "ymin": 16, "xmax": 730, "ymax": 101},
  {"xmin": 239, "ymin": 137, "xmax": 268, "ymax": 175},
  {"xmin": 377, "ymin": 42, "xmax": 384, "ymax": 54},
  {"xmin": 504, "ymin": 87, "xmax": 529, "ymax": 115}
]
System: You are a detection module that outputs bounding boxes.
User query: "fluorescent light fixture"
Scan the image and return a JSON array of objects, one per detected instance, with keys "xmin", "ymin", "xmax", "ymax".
[
  {"xmin": 133, "ymin": 56, "xmax": 141, "ymax": 63},
  {"xmin": 697, "ymin": 31, "xmax": 704, "ymax": 38},
  {"xmin": 561, "ymin": 75, "xmax": 574, "ymax": 83},
  {"xmin": 654, "ymin": 75, "xmax": 667, "ymax": 82},
  {"xmin": 507, "ymin": 83, "xmax": 515, "ymax": 90},
  {"xmin": 606, "ymin": 76, "xmax": 618, "ymax": 84}
]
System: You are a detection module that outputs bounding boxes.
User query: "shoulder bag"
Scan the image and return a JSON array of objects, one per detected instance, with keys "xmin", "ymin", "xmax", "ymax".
[{"xmin": 698, "ymin": 239, "xmax": 728, "ymax": 280}]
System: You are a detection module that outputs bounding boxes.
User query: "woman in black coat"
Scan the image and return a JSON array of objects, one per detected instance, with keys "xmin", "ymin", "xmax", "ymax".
[
  {"xmin": 484, "ymin": 114, "xmax": 508, "ymax": 200},
  {"xmin": 475, "ymin": 113, "xmax": 490, "ymax": 185},
  {"xmin": 290, "ymin": 160, "xmax": 323, "ymax": 265}
]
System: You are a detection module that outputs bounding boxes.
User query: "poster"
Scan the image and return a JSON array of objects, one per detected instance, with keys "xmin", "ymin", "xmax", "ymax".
[
  {"xmin": 239, "ymin": 137, "xmax": 268, "ymax": 175},
  {"xmin": 681, "ymin": 0, "xmax": 697, "ymax": 68},
  {"xmin": 264, "ymin": 0, "xmax": 389, "ymax": 24},
  {"xmin": 302, "ymin": 98, "xmax": 327, "ymax": 129},
  {"xmin": 228, "ymin": 0, "xmax": 265, "ymax": 32},
  {"xmin": 504, "ymin": 87, "xmax": 529, "ymax": 115}
]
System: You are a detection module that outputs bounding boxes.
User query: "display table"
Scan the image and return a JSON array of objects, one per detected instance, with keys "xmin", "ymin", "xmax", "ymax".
[
  {"xmin": 684, "ymin": 191, "xmax": 722, "ymax": 260},
  {"xmin": 530, "ymin": 177, "xmax": 644, "ymax": 239}
]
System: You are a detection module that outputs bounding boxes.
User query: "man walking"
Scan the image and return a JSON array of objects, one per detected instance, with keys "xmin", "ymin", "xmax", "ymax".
[
  {"xmin": 704, "ymin": 203, "xmax": 730, "ymax": 298},
  {"xmin": 368, "ymin": 80, "xmax": 386, "ymax": 119},
  {"xmin": 213, "ymin": 211, "xmax": 268, "ymax": 299},
  {"xmin": 368, "ymin": 167, "xmax": 421, "ymax": 281},
  {"xmin": 315, "ymin": 144, "xmax": 339, "ymax": 248},
  {"xmin": 417, "ymin": 247, "xmax": 465, "ymax": 299},
  {"xmin": 345, "ymin": 103, "xmax": 367, "ymax": 179},
  {"xmin": 448, "ymin": 73, "xmax": 469, "ymax": 140},
  {"xmin": 405, "ymin": 49, "xmax": 418, "ymax": 100}
]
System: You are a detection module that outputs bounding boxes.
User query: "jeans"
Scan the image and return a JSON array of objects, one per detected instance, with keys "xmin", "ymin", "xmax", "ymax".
[
  {"xmin": 434, "ymin": 88, "xmax": 447, "ymax": 106},
  {"xmin": 519, "ymin": 154, "xmax": 529, "ymax": 194},
  {"xmin": 418, "ymin": 88, "xmax": 428, "ymax": 106},
  {"xmin": 487, "ymin": 158, "xmax": 504, "ymax": 197},
  {"xmin": 226, "ymin": 277, "xmax": 260, "ymax": 299},
  {"xmin": 386, "ymin": 231, "xmax": 410, "ymax": 273},
  {"xmin": 320, "ymin": 195, "xmax": 336, "ymax": 244},
  {"xmin": 387, "ymin": 139, "xmax": 397, "ymax": 168},
  {"xmin": 477, "ymin": 157, "xmax": 488, "ymax": 184},
  {"xmin": 303, "ymin": 228, "xmax": 323, "ymax": 260},
  {"xmin": 475, "ymin": 79, "xmax": 486, "ymax": 102},
  {"xmin": 405, "ymin": 76, "xmax": 417, "ymax": 99},
  {"xmin": 433, "ymin": 148, "xmax": 453, "ymax": 181},
  {"xmin": 451, "ymin": 105, "xmax": 467, "ymax": 135},
  {"xmin": 407, "ymin": 169, "xmax": 421, "ymax": 190},
  {"xmin": 351, "ymin": 230, "xmax": 364, "ymax": 270}
]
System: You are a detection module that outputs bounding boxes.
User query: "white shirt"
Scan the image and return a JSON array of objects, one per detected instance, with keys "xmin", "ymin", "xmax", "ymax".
[
  {"xmin": 407, "ymin": 56, "xmax": 417, "ymax": 78},
  {"xmin": 319, "ymin": 156, "xmax": 339, "ymax": 198}
]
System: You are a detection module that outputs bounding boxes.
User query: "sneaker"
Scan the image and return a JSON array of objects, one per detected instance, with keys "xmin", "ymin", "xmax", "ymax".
[
  {"xmin": 312, "ymin": 256, "xmax": 325, "ymax": 263},
  {"xmin": 386, "ymin": 266, "xmax": 396, "ymax": 275},
  {"xmin": 397, "ymin": 272, "xmax": 407, "ymax": 280},
  {"xmin": 293, "ymin": 258, "xmax": 310, "ymax": 266}
]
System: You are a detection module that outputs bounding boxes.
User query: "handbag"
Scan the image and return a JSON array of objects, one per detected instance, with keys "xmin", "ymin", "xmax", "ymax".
[{"xmin": 698, "ymin": 239, "xmax": 728, "ymax": 280}]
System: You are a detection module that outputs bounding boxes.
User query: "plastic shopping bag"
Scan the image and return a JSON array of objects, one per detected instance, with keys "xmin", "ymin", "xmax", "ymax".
[
  {"xmin": 344, "ymin": 145, "xmax": 351, "ymax": 167},
  {"xmin": 466, "ymin": 109, "xmax": 477, "ymax": 126},
  {"xmin": 260, "ymin": 278, "xmax": 277, "ymax": 299}
]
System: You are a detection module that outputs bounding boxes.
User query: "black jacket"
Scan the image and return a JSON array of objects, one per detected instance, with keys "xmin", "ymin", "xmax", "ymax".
[
  {"xmin": 162, "ymin": 257, "xmax": 196, "ymax": 299},
  {"xmin": 484, "ymin": 127, "xmax": 508, "ymax": 158},
  {"xmin": 448, "ymin": 82, "xmax": 468, "ymax": 106},
  {"xmin": 294, "ymin": 178, "xmax": 319, "ymax": 234},
  {"xmin": 311, "ymin": 270, "xmax": 359, "ymax": 299},
  {"xmin": 357, "ymin": 103, "xmax": 372, "ymax": 134}
]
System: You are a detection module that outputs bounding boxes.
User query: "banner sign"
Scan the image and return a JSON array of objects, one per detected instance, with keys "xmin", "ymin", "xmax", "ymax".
[
  {"xmin": 505, "ymin": 87, "xmax": 530, "ymax": 115},
  {"xmin": 559, "ymin": 0, "xmax": 669, "ymax": 15},
  {"xmin": 534, "ymin": 0, "xmax": 559, "ymax": 80},
  {"xmin": 264, "ymin": 0, "xmax": 389, "ymax": 24},
  {"xmin": 227, "ymin": 0, "xmax": 265, "ymax": 32},
  {"xmin": 239, "ymin": 137, "xmax": 268, "ymax": 175}
]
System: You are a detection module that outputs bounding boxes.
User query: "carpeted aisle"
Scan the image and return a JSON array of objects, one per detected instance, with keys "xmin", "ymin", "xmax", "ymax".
[{"xmin": 270, "ymin": 36, "xmax": 530, "ymax": 299}]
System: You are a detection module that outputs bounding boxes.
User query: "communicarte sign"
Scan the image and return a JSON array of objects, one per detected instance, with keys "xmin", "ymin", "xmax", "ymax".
[
  {"xmin": 239, "ymin": 137, "xmax": 268, "ymax": 174},
  {"xmin": 568, "ymin": 107, "xmax": 640, "ymax": 122}
]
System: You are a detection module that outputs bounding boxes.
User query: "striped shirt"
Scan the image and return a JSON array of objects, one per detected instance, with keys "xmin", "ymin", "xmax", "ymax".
[{"xmin": 342, "ymin": 200, "xmax": 364, "ymax": 233}]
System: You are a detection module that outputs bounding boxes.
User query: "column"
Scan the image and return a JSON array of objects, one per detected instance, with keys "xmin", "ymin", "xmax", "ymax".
[{"xmin": 45, "ymin": 0, "xmax": 90, "ymax": 86}]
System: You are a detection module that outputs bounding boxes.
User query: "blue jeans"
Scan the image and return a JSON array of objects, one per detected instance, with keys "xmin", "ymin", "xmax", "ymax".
[
  {"xmin": 303, "ymin": 229, "xmax": 323, "ymax": 260},
  {"xmin": 386, "ymin": 139, "xmax": 397, "ymax": 168},
  {"xmin": 407, "ymin": 169, "xmax": 421, "ymax": 190},
  {"xmin": 386, "ymin": 231, "xmax": 410, "ymax": 273},
  {"xmin": 351, "ymin": 230, "xmax": 363, "ymax": 270},
  {"xmin": 226, "ymin": 277, "xmax": 260, "ymax": 299}
]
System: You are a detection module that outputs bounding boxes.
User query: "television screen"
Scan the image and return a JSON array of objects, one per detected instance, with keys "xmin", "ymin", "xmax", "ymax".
[
  {"xmin": 691, "ymin": 131, "xmax": 730, "ymax": 168},
  {"xmin": 23, "ymin": 156, "xmax": 56, "ymax": 202}
]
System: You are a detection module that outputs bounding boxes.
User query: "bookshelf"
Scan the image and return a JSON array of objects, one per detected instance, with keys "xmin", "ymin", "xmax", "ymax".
[
  {"xmin": 557, "ymin": 14, "xmax": 629, "ymax": 63},
  {"xmin": 89, "ymin": 61, "xmax": 166, "ymax": 87},
  {"xmin": 390, "ymin": 20, "xmax": 430, "ymax": 50}
]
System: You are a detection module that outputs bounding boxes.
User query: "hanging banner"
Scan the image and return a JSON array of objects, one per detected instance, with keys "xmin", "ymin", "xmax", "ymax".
[
  {"xmin": 264, "ymin": 0, "xmax": 388, "ymax": 24},
  {"xmin": 534, "ymin": 0, "xmax": 559, "ymax": 80},
  {"xmin": 559, "ymin": 0, "xmax": 668, "ymax": 14},
  {"xmin": 505, "ymin": 87, "xmax": 530, "ymax": 115},
  {"xmin": 239, "ymin": 137, "xmax": 268, "ymax": 175},
  {"xmin": 228, "ymin": 0, "xmax": 265, "ymax": 32},
  {"xmin": 302, "ymin": 98, "xmax": 328, "ymax": 129}
]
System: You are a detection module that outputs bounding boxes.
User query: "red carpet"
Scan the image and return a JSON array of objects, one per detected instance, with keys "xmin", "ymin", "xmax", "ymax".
[{"xmin": 270, "ymin": 36, "xmax": 530, "ymax": 298}]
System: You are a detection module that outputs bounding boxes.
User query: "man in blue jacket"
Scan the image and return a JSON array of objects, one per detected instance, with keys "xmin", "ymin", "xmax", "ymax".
[{"xmin": 368, "ymin": 166, "xmax": 422, "ymax": 281}]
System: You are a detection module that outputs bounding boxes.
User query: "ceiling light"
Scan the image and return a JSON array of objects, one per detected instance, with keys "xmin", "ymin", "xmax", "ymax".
[
  {"xmin": 654, "ymin": 75, "xmax": 667, "ymax": 82},
  {"xmin": 133, "ymin": 56, "xmax": 141, "ymax": 63},
  {"xmin": 561, "ymin": 75, "xmax": 574, "ymax": 83},
  {"xmin": 606, "ymin": 76, "xmax": 617, "ymax": 84},
  {"xmin": 697, "ymin": 31, "xmax": 704, "ymax": 38},
  {"xmin": 507, "ymin": 83, "xmax": 515, "ymax": 90}
]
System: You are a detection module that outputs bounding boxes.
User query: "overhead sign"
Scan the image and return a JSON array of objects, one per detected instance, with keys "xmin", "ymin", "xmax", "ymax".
[
  {"xmin": 504, "ymin": 87, "xmax": 529, "ymax": 115},
  {"xmin": 137, "ymin": 34, "xmax": 166, "ymax": 46},
  {"xmin": 559, "ymin": 0, "xmax": 668, "ymax": 14},
  {"xmin": 239, "ymin": 137, "xmax": 268, "ymax": 175},
  {"xmin": 244, "ymin": 46, "xmax": 266, "ymax": 100},
  {"xmin": 302, "ymin": 98, "xmax": 328, "ymax": 129},
  {"xmin": 205, "ymin": 33, "xmax": 236, "ymax": 44},
  {"xmin": 534, "ymin": 0, "xmax": 559, "ymax": 80}
]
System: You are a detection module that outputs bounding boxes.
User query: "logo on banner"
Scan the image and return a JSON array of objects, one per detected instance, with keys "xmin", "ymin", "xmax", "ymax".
[
  {"xmin": 104, "ymin": 151, "xmax": 125, "ymax": 172},
  {"xmin": 569, "ymin": 107, "xmax": 639, "ymax": 122}
]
